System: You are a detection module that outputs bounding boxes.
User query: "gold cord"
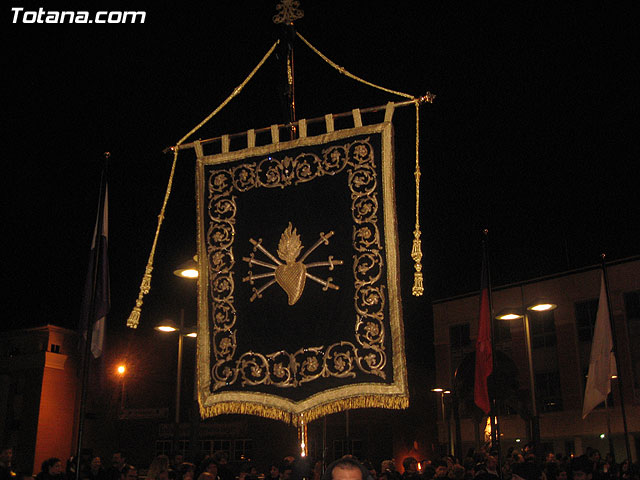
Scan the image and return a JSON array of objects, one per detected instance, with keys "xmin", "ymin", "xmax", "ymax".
[
  {"xmin": 296, "ymin": 31, "xmax": 424, "ymax": 296},
  {"xmin": 178, "ymin": 40, "xmax": 281, "ymax": 146},
  {"xmin": 411, "ymin": 102, "xmax": 424, "ymax": 296},
  {"xmin": 127, "ymin": 40, "xmax": 281, "ymax": 328},
  {"xmin": 296, "ymin": 32, "xmax": 413, "ymax": 99}
]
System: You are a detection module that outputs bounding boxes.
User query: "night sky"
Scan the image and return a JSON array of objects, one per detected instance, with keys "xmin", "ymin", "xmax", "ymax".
[{"xmin": 5, "ymin": 1, "xmax": 638, "ymax": 350}]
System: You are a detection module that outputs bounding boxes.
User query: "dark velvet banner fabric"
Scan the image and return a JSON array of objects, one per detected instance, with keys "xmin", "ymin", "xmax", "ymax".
[{"xmin": 195, "ymin": 121, "xmax": 408, "ymax": 424}]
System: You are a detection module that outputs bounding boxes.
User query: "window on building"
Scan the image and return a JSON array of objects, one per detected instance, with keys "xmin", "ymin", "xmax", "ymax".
[
  {"xmin": 176, "ymin": 440, "xmax": 189, "ymax": 456},
  {"xmin": 450, "ymin": 324, "xmax": 470, "ymax": 348},
  {"xmin": 575, "ymin": 298, "xmax": 599, "ymax": 341},
  {"xmin": 535, "ymin": 371, "xmax": 563, "ymax": 412},
  {"xmin": 564, "ymin": 440, "xmax": 575, "ymax": 458},
  {"xmin": 156, "ymin": 440, "xmax": 172, "ymax": 456},
  {"xmin": 450, "ymin": 323, "xmax": 472, "ymax": 387},
  {"xmin": 493, "ymin": 319, "xmax": 512, "ymax": 344},
  {"xmin": 530, "ymin": 311, "xmax": 557, "ymax": 348},
  {"xmin": 233, "ymin": 439, "xmax": 253, "ymax": 462},
  {"xmin": 624, "ymin": 290, "xmax": 640, "ymax": 389},
  {"xmin": 200, "ymin": 439, "xmax": 232, "ymax": 457}
]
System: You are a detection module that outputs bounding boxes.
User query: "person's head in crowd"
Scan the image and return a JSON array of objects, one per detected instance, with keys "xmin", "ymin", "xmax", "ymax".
[
  {"xmin": 198, "ymin": 473, "xmax": 216, "ymax": 480},
  {"xmin": 42, "ymin": 458, "xmax": 63, "ymax": 477},
  {"xmin": 403, "ymin": 458, "xmax": 418, "ymax": 475},
  {"xmin": 486, "ymin": 456, "xmax": 497, "ymax": 473},
  {"xmin": 121, "ymin": 465, "xmax": 138, "ymax": 480},
  {"xmin": 362, "ymin": 461, "xmax": 376, "ymax": 479},
  {"xmin": 213, "ymin": 453, "xmax": 228, "ymax": 466},
  {"xmin": 90, "ymin": 457, "xmax": 102, "ymax": 473},
  {"xmin": 451, "ymin": 464, "xmax": 465, "ymax": 480},
  {"xmin": 0, "ymin": 447, "xmax": 13, "ymax": 467},
  {"xmin": 569, "ymin": 456, "xmax": 593, "ymax": 480},
  {"xmin": 587, "ymin": 450, "xmax": 600, "ymax": 464},
  {"xmin": 432, "ymin": 460, "xmax": 448, "ymax": 478},
  {"xmin": 282, "ymin": 465, "xmax": 293, "ymax": 480},
  {"xmin": 199, "ymin": 457, "xmax": 218, "ymax": 479},
  {"xmin": 177, "ymin": 462, "xmax": 196, "ymax": 480},
  {"xmin": 113, "ymin": 453, "xmax": 127, "ymax": 471},
  {"xmin": 322, "ymin": 458, "xmax": 368, "ymax": 480},
  {"xmin": 147, "ymin": 455, "xmax": 170, "ymax": 480},
  {"xmin": 473, "ymin": 462, "xmax": 487, "ymax": 478},
  {"xmin": 269, "ymin": 464, "xmax": 281, "ymax": 480},
  {"xmin": 557, "ymin": 467, "xmax": 568, "ymax": 480},
  {"xmin": 380, "ymin": 461, "xmax": 395, "ymax": 474}
]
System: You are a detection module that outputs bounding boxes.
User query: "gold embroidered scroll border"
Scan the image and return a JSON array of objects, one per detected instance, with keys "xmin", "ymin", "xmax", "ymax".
[{"xmin": 206, "ymin": 137, "xmax": 388, "ymax": 390}]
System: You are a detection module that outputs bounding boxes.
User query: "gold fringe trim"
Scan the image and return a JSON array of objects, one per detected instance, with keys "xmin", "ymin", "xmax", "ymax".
[
  {"xmin": 200, "ymin": 402, "xmax": 293, "ymax": 424},
  {"xmin": 200, "ymin": 395, "xmax": 409, "ymax": 426}
]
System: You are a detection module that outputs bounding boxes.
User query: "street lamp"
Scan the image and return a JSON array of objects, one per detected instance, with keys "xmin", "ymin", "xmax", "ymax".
[
  {"xmin": 155, "ymin": 311, "xmax": 197, "ymax": 428},
  {"xmin": 174, "ymin": 255, "xmax": 199, "ymax": 279},
  {"xmin": 171, "ymin": 258, "xmax": 198, "ymax": 458},
  {"xmin": 431, "ymin": 388, "xmax": 452, "ymax": 455},
  {"xmin": 116, "ymin": 364, "xmax": 127, "ymax": 411},
  {"xmin": 495, "ymin": 299, "xmax": 557, "ymax": 448}
]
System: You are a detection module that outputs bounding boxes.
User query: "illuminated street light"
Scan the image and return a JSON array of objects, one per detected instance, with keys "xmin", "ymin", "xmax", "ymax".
[
  {"xmin": 116, "ymin": 363, "xmax": 127, "ymax": 410},
  {"xmin": 527, "ymin": 302, "xmax": 557, "ymax": 312},
  {"xmin": 155, "ymin": 312, "xmax": 196, "ymax": 427},
  {"xmin": 431, "ymin": 388, "xmax": 452, "ymax": 455},
  {"xmin": 496, "ymin": 300, "xmax": 558, "ymax": 448},
  {"xmin": 170, "ymin": 257, "xmax": 198, "ymax": 456},
  {"xmin": 174, "ymin": 255, "xmax": 198, "ymax": 279}
]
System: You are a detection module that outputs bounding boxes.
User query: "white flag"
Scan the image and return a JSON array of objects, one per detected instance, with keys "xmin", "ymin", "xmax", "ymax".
[{"xmin": 582, "ymin": 272, "xmax": 617, "ymax": 418}]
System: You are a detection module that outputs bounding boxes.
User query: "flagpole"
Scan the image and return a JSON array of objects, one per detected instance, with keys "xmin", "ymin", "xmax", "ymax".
[
  {"xmin": 75, "ymin": 153, "xmax": 109, "ymax": 480},
  {"xmin": 604, "ymin": 397, "xmax": 614, "ymax": 461},
  {"xmin": 483, "ymin": 230, "xmax": 502, "ymax": 474},
  {"xmin": 600, "ymin": 254, "xmax": 631, "ymax": 462}
]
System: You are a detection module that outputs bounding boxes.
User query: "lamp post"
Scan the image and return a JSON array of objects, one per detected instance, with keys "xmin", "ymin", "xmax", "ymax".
[
  {"xmin": 171, "ymin": 256, "xmax": 199, "ymax": 458},
  {"xmin": 495, "ymin": 299, "xmax": 557, "ymax": 448},
  {"xmin": 116, "ymin": 364, "xmax": 127, "ymax": 411},
  {"xmin": 155, "ymin": 310, "xmax": 197, "ymax": 451},
  {"xmin": 431, "ymin": 388, "xmax": 452, "ymax": 455}
]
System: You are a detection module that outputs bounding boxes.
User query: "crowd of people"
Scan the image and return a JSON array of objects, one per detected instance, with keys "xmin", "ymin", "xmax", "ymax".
[{"xmin": 1, "ymin": 444, "xmax": 639, "ymax": 480}]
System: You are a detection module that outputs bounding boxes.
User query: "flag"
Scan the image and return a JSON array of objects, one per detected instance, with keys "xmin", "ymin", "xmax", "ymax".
[
  {"xmin": 474, "ymin": 247, "xmax": 492, "ymax": 414},
  {"xmin": 582, "ymin": 272, "xmax": 617, "ymax": 418},
  {"xmin": 80, "ymin": 176, "xmax": 110, "ymax": 359}
]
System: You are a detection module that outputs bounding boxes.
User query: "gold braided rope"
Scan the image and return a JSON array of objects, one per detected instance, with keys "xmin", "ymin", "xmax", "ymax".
[
  {"xmin": 411, "ymin": 103, "xmax": 424, "ymax": 295},
  {"xmin": 296, "ymin": 31, "xmax": 424, "ymax": 295},
  {"xmin": 126, "ymin": 40, "xmax": 281, "ymax": 329},
  {"xmin": 296, "ymin": 32, "xmax": 414, "ymax": 99}
]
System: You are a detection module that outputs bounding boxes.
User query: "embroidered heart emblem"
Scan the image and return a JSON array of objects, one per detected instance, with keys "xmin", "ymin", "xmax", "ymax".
[{"xmin": 275, "ymin": 262, "xmax": 307, "ymax": 305}]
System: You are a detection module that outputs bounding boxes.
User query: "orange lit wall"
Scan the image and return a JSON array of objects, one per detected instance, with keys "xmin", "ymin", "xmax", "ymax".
[{"xmin": 32, "ymin": 350, "xmax": 78, "ymax": 474}]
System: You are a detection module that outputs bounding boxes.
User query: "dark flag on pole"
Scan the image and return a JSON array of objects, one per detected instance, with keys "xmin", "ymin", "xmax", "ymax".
[
  {"xmin": 80, "ymin": 172, "xmax": 110, "ymax": 358},
  {"xmin": 474, "ymin": 243, "xmax": 492, "ymax": 414}
]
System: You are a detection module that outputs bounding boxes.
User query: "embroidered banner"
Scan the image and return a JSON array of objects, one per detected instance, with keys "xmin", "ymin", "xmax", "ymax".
[{"xmin": 195, "ymin": 121, "xmax": 408, "ymax": 424}]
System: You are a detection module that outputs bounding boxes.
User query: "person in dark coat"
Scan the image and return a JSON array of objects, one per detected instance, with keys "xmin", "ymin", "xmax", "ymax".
[{"xmin": 36, "ymin": 458, "xmax": 66, "ymax": 480}]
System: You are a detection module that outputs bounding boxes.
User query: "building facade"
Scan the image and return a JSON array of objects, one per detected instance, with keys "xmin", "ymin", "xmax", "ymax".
[
  {"xmin": 0, "ymin": 325, "xmax": 80, "ymax": 475},
  {"xmin": 432, "ymin": 257, "xmax": 640, "ymax": 461}
]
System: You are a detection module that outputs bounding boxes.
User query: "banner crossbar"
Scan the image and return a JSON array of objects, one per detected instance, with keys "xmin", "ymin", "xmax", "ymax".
[{"xmin": 163, "ymin": 94, "xmax": 435, "ymax": 154}]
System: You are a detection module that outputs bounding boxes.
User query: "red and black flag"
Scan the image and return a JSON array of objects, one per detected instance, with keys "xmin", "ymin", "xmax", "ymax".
[{"xmin": 474, "ymin": 244, "xmax": 492, "ymax": 414}]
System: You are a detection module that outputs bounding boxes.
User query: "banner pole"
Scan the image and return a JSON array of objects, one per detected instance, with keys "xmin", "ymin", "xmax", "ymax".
[
  {"xmin": 75, "ymin": 153, "xmax": 109, "ymax": 480},
  {"xmin": 600, "ymin": 254, "xmax": 631, "ymax": 462}
]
